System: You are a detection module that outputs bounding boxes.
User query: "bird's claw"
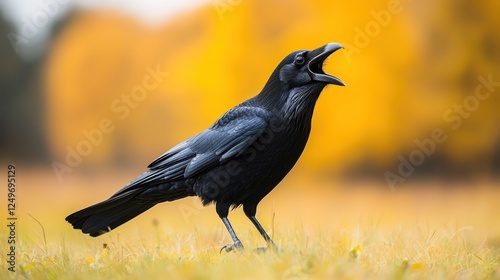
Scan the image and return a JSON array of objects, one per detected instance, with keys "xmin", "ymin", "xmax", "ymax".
[{"xmin": 220, "ymin": 241, "xmax": 244, "ymax": 253}]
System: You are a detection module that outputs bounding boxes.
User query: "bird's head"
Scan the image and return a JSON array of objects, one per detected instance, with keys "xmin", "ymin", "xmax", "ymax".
[
  {"xmin": 278, "ymin": 43, "xmax": 345, "ymax": 88},
  {"xmin": 256, "ymin": 43, "xmax": 345, "ymax": 119}
]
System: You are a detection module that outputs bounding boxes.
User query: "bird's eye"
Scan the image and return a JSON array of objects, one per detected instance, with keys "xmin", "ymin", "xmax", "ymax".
[{"xmin": 294, "ymin": 55, "xmax": 305, "ymax": 66}]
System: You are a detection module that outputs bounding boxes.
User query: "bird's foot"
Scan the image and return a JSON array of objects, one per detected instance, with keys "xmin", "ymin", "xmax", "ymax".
[{"xmin": 220, "ymin": 241, "xmax": 244, "ymax": 253}]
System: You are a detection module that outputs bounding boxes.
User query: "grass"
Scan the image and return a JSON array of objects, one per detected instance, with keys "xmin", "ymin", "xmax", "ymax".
[{"xmin": 2, "ymin": 168, "xmax": 499, "ymax": 279}]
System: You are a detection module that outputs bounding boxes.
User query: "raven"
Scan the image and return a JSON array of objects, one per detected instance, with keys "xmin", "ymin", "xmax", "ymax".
[{"xmin": 66, "ymin": 43, "xmax": 345, "ymax": 252}]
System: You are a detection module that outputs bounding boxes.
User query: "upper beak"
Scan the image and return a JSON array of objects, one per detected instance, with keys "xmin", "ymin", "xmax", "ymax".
[{"xmin": 308, "ymin": 43, "xmax": 345, "ymax": 86}]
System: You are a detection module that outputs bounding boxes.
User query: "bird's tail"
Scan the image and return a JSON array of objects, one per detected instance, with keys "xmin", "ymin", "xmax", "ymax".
[{"xmin": 65, "ymin": 190, "xmax": 157, "ymax": 237}]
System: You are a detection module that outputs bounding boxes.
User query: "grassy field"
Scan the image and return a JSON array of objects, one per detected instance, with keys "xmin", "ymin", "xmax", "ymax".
[{"xmin": 2, "ymin": 168, "xmax": 499, "ymax": 279}]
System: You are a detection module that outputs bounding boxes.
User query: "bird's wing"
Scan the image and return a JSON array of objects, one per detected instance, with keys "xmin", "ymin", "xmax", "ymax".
[
  {"xmin": 149, "ymin": 106, "xmax": 272, "ymax": 175},
  {"xmin": 113, "ymin": 106, "xmax": 272, "ymax": 195}
]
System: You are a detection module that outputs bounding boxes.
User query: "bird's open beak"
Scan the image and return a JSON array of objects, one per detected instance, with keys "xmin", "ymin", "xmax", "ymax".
[{"xmin": 308, "ymin": 43, "xmax": 345, "ymax": 86}]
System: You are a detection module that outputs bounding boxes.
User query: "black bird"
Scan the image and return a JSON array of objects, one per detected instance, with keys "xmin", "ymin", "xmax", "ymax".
[{"xmin": 66, "ymin": 43, "xmax": 345, "ymax": 252}]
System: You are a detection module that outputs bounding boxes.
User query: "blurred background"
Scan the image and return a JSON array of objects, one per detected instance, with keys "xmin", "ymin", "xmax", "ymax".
[
  {"xmin": 1, "ymin": 0, "xmax": 500, "ymax": 271},
  {"xmin": 1, "ymin": 2, "xmax": 500, "ymax": 276},
  {"xmin": 1, "ymin": 0, "xmax": 499, "ymax": 185}
]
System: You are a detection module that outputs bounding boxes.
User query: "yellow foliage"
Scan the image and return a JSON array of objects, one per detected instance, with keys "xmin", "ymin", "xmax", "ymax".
[{"xmin": 44, "ymin": 0, "xmax": 500, "ymax": 173}]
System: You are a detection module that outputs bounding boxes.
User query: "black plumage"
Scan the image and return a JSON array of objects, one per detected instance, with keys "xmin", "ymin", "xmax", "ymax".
[{"xmin": 66, "ymin": 43, "xmax": 345, "ymax": 252}]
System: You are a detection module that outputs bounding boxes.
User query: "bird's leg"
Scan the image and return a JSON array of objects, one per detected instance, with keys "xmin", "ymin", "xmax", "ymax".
[
  {"xmin": 220, "ymin": 217, "xmax": 244, "ymax": 253},
  {"xmin": 243, "ymin": 204, "xmax": 277, "ymax": 252},
  {"xmin": 248, "ymin": 215, "xmax": 278, "ymax": 252}
]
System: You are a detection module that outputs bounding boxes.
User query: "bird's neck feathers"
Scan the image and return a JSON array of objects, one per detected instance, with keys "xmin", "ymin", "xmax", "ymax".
[
  {"xmin": 255, "ymin": 73, "xmax": 326, "ymax": 126},
  {"xmin": 281, "ymin": 84, "xmax": 325, "ymax": 124}
]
